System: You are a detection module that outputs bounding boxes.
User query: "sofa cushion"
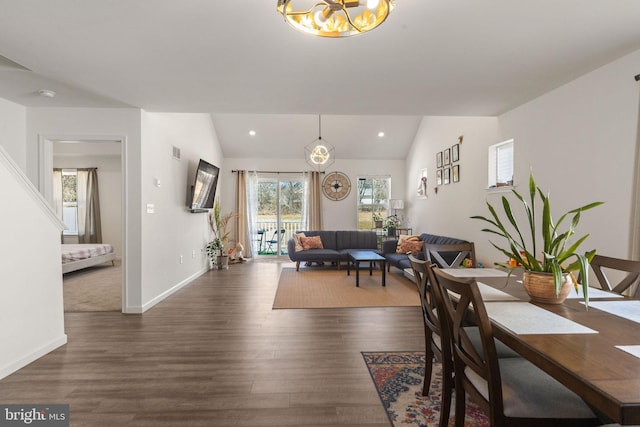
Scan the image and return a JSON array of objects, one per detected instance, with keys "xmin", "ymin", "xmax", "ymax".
[
  {"xmin": 300, "ymin": 231, "xmax": 338, "ymax": 250},
  {"xmin": 300, "ymin": 235, "xmax": 324, "ymax": 250},
  {"xmin": 336, "ymin": 230, "xmax": 377, "ymax": 251},
  {"xmin": 293, "ymin": 232, "xmax": 306, "ymax": 252},
  {"xmin": 396, "ymin": 234, "xmax": 422, "ymax": 254}
]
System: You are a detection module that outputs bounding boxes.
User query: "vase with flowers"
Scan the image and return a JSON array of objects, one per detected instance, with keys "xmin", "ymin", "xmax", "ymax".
[{"xmin": 471, "ymin": 171, "xmax": 603, "ymax": 306}]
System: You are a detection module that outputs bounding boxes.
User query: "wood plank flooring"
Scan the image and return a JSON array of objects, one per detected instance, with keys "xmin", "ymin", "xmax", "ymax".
[{"xmin": 1, "ymin": 260, "xmax": 425, "ymax": 426}]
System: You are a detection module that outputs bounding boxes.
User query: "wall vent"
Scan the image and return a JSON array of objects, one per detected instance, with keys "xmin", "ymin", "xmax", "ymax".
[{"xmin": 172, "ymin": 145, "xmax": 181, "ymax": 160}]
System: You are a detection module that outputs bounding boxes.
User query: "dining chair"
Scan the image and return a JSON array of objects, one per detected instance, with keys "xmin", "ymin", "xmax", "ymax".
[
  {"xmin": 425, "ymin": 242, "xmax": 477, "ymax": 268},
  {"xmin": 409, "ymin": 255, "xmax": 454, "ymax": 427},
  {"xmin": 431, "ymin": 268, "xmax": 601, "ymax": 427},
  {"xmin": 589, "ymin": 254, "xmax": 640, "ymax": 297},
  {"xmin": 409, "ymin": 256, "xmax": 519, "ymax": 427}
]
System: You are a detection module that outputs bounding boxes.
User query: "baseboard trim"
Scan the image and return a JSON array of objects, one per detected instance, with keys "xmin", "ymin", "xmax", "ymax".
[
  {"xmin": 0, "ymin": 334, "xmax": 68, "ymax": 380},
  {"xmin": 132, "ymin": 267, "xmax": 209, "ymax": 314}
]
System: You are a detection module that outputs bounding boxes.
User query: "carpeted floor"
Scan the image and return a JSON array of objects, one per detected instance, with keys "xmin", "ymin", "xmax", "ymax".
[
  {"xmin": 63, "ymin": 260, "xmax": 121, "ymax": 312},
  {"xmin": 362, "ymin": 351, "xmax": 489, "ymax": 427},
  {"xmin": 273, "ymin": 266, "xmax": 420, "ymax": 309}
]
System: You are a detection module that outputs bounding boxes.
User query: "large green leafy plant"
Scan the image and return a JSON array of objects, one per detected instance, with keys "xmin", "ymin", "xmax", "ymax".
[{"xmin": 471, "ymin": 172, "xmax": 603, "ymax": 304}]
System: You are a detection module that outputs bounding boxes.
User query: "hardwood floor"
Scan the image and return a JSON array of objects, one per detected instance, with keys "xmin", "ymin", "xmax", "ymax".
[{"xmin": 1, "ymin": 260, "xmax": 424, "ymax": 426}]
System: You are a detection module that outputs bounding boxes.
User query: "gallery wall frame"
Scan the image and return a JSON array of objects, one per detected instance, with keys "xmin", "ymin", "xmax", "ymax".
[
  {"xmin": 452, "ymin": 143, "xmax": 459, "ymax": 162},
  {"xmin": 453, "ymin": 164, "xmax": 460, "ymax": 183}
]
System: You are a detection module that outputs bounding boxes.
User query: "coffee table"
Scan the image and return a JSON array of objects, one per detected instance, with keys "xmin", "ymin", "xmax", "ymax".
[{"xmin": 347, "ymin": 251, "xmax": 386, "ymax": 287}]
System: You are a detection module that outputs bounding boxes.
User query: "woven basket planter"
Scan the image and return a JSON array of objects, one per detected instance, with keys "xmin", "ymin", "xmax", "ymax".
[{"xmin": 522, "ymin": 271, "xmax": 572, "ymax": 304}]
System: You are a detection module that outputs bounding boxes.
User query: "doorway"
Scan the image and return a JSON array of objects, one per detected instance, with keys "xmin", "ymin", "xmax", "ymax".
[
  {"xmin": 40, "ymin": 137, "xmax": 126, "ymax": 312},
  {"xmin": 255, "ymin": 174, "xmax": 305, "ymax": 257}
]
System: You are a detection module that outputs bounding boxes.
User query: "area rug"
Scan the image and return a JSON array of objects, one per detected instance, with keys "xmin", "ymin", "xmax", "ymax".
[
  {"xmin": 63, "ymin": 260, "xmax": 121, "ymax": 312},
  {"xmin": 362, "ymin": 351, "xmax": 489, "ymax": 427},
  {"xmin": 273, "ymin": 267, "xmax": 420, "ymax": 309}
]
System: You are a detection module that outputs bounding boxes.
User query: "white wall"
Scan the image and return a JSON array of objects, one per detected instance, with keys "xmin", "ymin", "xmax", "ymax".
[
  {"xmin": 404, "ymin": 116, "xmax": 500, "ymax": 251},
  {"xmin": 0, "ymin": 148, "xmax": 66, "ymax": 379},
  {"xmin": 140, "ymin": 112, "xmax": 223, "ymax": 308},
  {"xmin": 405, "ymin": 48, "xmax": 640, "ymax": 267},
  {"xmin": 53, "ymin": 151, "xmax": 123, "ymax": 257},
  {"xmin": 222, "ymin": 157, "xmax": 406, "ymax": 233},
  {"xmin": 0, "ymin": 97, "xmax": 26, "ymax": 170}
]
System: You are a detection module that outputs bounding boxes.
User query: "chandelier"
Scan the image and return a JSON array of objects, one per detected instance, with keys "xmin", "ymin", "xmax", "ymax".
[
  {"xmin": 305, "ymin": 115, "xmax": 335, "ymax": 169},
  {"xmin": 277, "ymin": 0, "xmax": 394, "ymax": 38}
]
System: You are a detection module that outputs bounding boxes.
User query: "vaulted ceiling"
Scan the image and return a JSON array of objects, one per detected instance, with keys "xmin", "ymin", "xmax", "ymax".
[{"xmin": 1, "ymin": 1, "xmax": 639, "ymax": 159}]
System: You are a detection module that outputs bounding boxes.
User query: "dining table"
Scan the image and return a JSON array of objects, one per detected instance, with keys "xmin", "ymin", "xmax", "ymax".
[{"xmin": 442, "ymin": 267, "xmax": 640, "ymax": 425}]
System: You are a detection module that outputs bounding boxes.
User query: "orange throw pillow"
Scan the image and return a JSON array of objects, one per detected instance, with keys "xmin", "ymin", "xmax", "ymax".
[
  {"xmin": 300, "ymin": 235, "xmax": 324, "ymax": 250},
  {"xmin": 396, "ymin": 234, "xmax": 422, "ymax": 254}
]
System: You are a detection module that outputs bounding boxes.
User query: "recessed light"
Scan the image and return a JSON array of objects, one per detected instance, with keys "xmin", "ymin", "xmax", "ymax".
[
  {"xmin": 249, "ymin": 130, "xmax": 256, "ymax": 136},
  {"xmin": 378, "ymin": 132, "xmax": 385, "ymax": 137},
  {"xmin": 38, "ymin": 89, "xmax": 56, "ymax": 98}
]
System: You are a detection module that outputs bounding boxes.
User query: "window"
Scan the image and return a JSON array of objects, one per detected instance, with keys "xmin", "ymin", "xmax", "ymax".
[
  {"xmin": 356, "ymin": 176, "xmax": 390, "ymax": 230},
  {"xmin": 61, "ymin": 169, "xmax": 78, "ymax": 235},
  {"xmin": 488, "ymin": 139, "xmax": 514, "ymax": 188}
]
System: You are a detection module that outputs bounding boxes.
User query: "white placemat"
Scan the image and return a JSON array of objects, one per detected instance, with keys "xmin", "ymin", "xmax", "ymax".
[
  {"xmin": 616, "ymin": 345, "xmax": 640, "ymax": 359},
  {"xmin": 477, "ymin": 282, "xmax": 519, "ymax": 301},
  {"xmin": 565, "ymin": 286, "xmax": 623, "ymax": 299},
  {"xmin": 485, "ymin": 302, "xmax": 598, "ymax": 335},
  {"xmin": 583, "ymin": 300, "xmax": 640, "ymax": 324},
  {"xmin": 442, "ymin": 268, "xmax": 508, "ymax": 278}
]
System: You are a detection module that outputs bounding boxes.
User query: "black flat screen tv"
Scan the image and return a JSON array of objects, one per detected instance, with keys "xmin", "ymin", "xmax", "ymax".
[{"xmin": 189, "ymin": 159, "xmax": 219, "ymax": 213}]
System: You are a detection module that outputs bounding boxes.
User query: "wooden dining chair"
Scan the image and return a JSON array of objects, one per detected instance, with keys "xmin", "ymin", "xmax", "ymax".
[
  {"xmin": 425, "ymin": 242, "xmax": 477, "ymax": 268},
  {"xmin": 408, "ymin": 255, "xmax": 454, "ymax": 427},
  {"xmin": 432, "ymin": 268, "xmax": 601, "ymax": 427},
  {"xmin": 409, "ymin": 256, "xmax": 519, "ymax": 427},
  {"xmin": 589, "ymin": 254, "xmax": 640, "ymax": 297}
]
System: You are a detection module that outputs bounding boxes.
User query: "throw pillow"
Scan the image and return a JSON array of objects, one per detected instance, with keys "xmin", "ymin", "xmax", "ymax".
[
  {"xmin": 293, "ymin": 232, "xmax": 306, "ymax": 252},
  {"xmin": 396, "ymin": 234, "xmax": 422, "ymax": 254},
  {"xmin": 300, "ymin": 235, "xmax": 324, "ymax": 250}
]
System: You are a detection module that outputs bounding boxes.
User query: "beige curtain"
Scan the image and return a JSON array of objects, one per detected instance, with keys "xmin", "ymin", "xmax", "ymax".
[
  {"xmin": 235, "ymin": 170, "xmax": 252, "ymax": 258},
  {"xmin": 77, "ymin": 168, "xmax": 102, "ymax": 243},
  {"xmin": 307, "ymin": 171, "xmax": 323, "ymax": 230}
]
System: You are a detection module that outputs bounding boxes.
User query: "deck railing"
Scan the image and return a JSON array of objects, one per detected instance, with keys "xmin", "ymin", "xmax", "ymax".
[{"xmin": 254, "ymin": 221, "xmax": 304, "ymax": 255}]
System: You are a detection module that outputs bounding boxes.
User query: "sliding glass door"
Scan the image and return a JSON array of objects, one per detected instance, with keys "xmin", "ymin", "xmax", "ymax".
[{"xmin": 255, "ymin": 175, "xmax": 305, "ymax": 256}]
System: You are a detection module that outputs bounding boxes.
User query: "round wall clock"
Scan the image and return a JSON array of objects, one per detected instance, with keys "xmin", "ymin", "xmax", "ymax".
[{"xmin": 322, "ymin": 171, "xmax": 351, "ymax": 201}]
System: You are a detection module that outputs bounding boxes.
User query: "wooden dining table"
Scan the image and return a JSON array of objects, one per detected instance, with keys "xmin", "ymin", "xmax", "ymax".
[{"xmin": 443, "ymin": 268, "xmax": 640, "ymax": 425}]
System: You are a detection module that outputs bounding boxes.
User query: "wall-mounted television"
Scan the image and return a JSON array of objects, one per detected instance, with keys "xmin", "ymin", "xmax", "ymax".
[{"xmin": 188, "ymin": 159, "xmax": 219, "ymax": 213}]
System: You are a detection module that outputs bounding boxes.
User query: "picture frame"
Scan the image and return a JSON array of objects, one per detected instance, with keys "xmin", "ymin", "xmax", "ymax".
[
  {"xmin": 417, "ymin": 168, "xmax": 428, "ymax": 198},
  {"xmin": 436, "ymin": 169, "xmax": 443, "ymax": 186},
  {"xmin": 453, "ymin": 164, "xmax": 460, "ymax": 183},
  {"xmin": 443, "ymin": 148, "xmax": 451, "ymax": 166},
  {"xmin": 444, "ymin": 167, "xmax": 451, "ymax": 185},
  {"xmin": 452, "ymin": 143, "xmax": 459, "ymax": 162},
  {"xmin": 436, "ymin": 151, "xmax": 443, "ymax": 168}
]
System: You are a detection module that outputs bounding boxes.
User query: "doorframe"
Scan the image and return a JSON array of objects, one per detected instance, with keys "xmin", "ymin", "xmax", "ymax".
[{"xmin": 39, "ymin": 134, "xmax": 128, "ymax": 313}]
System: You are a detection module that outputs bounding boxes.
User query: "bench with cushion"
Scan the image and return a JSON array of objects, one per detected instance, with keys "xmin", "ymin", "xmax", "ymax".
[
  {"xmin": 382, "ymin": 233, "xmax": 470, "ymax": 272},
  {"xmin": 287, "ymin": 230, "xmax": 380, "ymax": 271}
]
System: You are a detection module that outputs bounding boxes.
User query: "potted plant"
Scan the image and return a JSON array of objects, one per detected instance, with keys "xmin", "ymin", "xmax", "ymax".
[
  {"xmin": 373, "ymin": 212, "xmax": 383, "ymax": 228},
  {"xmin": 471, "ymin": 171, "xmax": 603, "ymax": 306},
  {"xmin": 384, "ymin": 215, "xmax": 400, "ymax": 237},
  {"xmin": 207, "ymin": 201, "xmax": 236, "ymax": 270}
]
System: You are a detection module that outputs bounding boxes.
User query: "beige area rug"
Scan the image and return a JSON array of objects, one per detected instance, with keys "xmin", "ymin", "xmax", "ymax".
[
  {"xmin": 273, "ymin": 266, "xmax": 420, "ymax": 309},
  {"xmin": 63, "ymin": 260, "xmax": 121, "ymax": 312}
]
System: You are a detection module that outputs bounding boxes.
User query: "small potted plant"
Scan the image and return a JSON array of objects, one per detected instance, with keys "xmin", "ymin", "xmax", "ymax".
[
  {"xmin": 373, "ymin": 212, "xmax": 383, "ymax": 228},
  {"xmin": 471, "ymin": 171, "xmax": 603, "ymax": 306},
  {"xmin": 383, "ymin": 215, "xmax": 400, "ymax": 237}
]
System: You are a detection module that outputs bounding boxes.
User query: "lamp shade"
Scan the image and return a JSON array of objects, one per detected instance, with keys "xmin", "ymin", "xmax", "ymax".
[{"xmin": 389, "ymin": 199, "xmax": 404, "ymax": 210}]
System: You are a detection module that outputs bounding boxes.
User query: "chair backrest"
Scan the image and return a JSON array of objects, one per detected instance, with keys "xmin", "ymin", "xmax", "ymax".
[
  {"xmin": 425, "ymin": 242, "xmax": 477, "ymax": 268},
  {"xmin": 431, "ymin": 268, "xmax": 503, "ymax": 418},
  {"xmin": 408, "ymin": 255, "xmax": 448, "ymax": 357},
  {"xmin": 590, "ymin": 254, "xmax": 640, "ymax": 297}
]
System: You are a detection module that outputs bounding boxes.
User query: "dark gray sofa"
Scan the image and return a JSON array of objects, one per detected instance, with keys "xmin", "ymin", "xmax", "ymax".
[
  {"xmin": 382, "ymin": 233, "xmax": 470, "ymax": 272},
  {"xmin": 287, "ymin": 230, "xmax": 380, "ymax": 271}
]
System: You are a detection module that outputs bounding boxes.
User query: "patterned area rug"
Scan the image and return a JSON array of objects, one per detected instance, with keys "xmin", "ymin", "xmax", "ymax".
[{"xmin": 362, "ymin": 351, "xmax": 489, "ymax": 427}]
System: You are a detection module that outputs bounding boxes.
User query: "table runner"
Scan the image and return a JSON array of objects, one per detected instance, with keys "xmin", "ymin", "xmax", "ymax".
[{"xmin": 485, "ymin": 302, "xmax": 597, "ymax": 334}]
